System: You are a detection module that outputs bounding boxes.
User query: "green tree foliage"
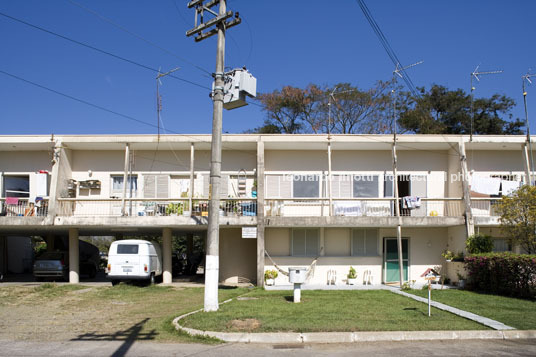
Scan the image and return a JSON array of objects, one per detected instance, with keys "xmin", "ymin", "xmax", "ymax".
[
  {"xmin": 497, "ymin": 185, "xmax": 536, "ymax": 254},
  {"xmin": 399, "ymin": 85, "xmax": 524, "ymax": 135},
  {"xmin": 465, "ymin": 233, "xmax": 494, "ymax": 254}
]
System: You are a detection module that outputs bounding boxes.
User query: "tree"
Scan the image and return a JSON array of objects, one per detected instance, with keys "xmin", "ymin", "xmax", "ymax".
[
  {"xmin": 497, "ymin": 185, "xmax": 536, "ymax": 254},
  {"xmin": 398, "ymin": 85, "xmax": 524, "ymax": 135},
  {"xmin": 254, "ymin": 81, "xmax": 393, "ymax": 134}
]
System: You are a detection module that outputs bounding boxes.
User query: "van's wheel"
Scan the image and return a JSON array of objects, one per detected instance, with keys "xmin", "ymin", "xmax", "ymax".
[
  {"xmin": 111, "ymin": 280, "xmax": 119, "ymax": 286},
  {"xmin": 150, "ymin": 273, "xmax": 155, "ymax": 285}
]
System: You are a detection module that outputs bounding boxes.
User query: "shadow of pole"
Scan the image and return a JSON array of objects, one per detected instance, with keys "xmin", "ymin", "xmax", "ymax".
[{"xmin": 71, "ymin": 318, "xmax": 156, "ymax": 357}]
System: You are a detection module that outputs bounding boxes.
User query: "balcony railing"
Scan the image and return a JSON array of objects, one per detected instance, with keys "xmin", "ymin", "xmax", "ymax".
[
  {"xmin": 56, "ymin": 198, "xmax": 257, "ymax": 217},
  {"xmin": 0, "ymin": 198, "xmax": 49, "ymax": 217},
  {"xmin": 264, "ymin": 198, "xmax": 464, "ymax": 218},
  {"xmin": 471, "ymin": 198, "xmax": 502, "ymax": 217}
]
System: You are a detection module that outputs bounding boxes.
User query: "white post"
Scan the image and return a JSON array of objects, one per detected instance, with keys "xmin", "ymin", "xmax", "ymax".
[
  {"xmin": 328, "ymin": 140, "xmax": 333, "ymax": 216},
  {"xmin": 121, "ymin": 143, "xmax": 130, "ymax": 216},
  {"xmin": 428, "ymin": 280, "xmax": 431, "ymax": 317},
  {"xmin": 294, "ymin": 283, "xmax": 301, "ymax": 303},
  {"xmin": 69, "ymin": 228, "xmax": 79, "ymax": 284},
  {"xmin": 162, "ymin": 228, "xmax": 172, "ymax": 284},
  {"xmin": 189, "ymin": 143, "xmax": 195, "ymax": 216}
]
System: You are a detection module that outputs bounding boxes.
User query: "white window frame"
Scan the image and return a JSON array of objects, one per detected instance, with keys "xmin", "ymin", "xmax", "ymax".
[{"xmin": 111, "ymin": 174, "xmax": 138, "ymax": 198}]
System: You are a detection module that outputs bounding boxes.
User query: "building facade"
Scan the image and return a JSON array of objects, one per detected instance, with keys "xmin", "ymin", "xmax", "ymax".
[{"xmin": 0, "ymin": 134, "xmax": 532, "ymax": 286}]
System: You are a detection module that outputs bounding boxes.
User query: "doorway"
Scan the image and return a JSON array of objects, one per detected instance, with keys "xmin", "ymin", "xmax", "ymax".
[{"xmin": 384, "ymin": 237, "xmax": 409, "ymax": 283}]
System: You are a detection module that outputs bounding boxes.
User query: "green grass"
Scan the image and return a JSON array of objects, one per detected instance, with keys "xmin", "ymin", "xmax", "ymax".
[
  {"xmin": 407, "ymin": 289, "xmax": 536, "ymax": 330},
  {"xmin": 181, "ymin": 289, "xmax": 488, "ymax": 332}
]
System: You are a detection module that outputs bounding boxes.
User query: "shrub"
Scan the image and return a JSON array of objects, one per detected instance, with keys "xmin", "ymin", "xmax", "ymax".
[
  {"xmin": 264, "ymin": 269, "xmax": 278, "ymax": 281},
  {"xmin": 347, "ymin": 266, "xmax": 357, "ymax": 279},
  {"xmin": 466, "ymin": 233, "xmax": 493, "ymax": 254},
  {"xmin": 464, "ymin": 253, "xmax": 536, "ymax": 298}
]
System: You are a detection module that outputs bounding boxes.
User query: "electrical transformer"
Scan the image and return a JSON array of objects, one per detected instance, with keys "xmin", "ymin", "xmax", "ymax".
[{"xmin": 214, "ymin": 68, "xmax": 256, "ymax": 110}]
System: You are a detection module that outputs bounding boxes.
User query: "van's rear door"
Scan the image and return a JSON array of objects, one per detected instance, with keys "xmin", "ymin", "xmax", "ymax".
[{"xmin": 112, "ymin": 244, "xmax": 141, "ymax": 276}]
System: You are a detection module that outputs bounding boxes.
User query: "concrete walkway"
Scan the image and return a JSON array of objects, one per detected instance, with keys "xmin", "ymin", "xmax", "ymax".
[{"xmin": 392, "ymin": 289, "xmax": 515, "ymax": 330}]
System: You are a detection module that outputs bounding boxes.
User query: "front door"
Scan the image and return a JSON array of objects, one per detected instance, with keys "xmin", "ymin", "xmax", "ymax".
[{"xmin": 384, "ymin": 237, "xmax": 409, "ymax": 283}]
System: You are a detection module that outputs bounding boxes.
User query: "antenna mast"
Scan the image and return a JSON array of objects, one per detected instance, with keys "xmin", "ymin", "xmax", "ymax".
[
  {"xmin": 470, "ymin": 65, "xmax": 503, "ymax": 141},
  {"xmin": 523, "ymin": 72, "xmax": 536, "ymax": 185},
  {"xmin": 155, "ymin": 67, "xmax": 180, "ymax": 142}
]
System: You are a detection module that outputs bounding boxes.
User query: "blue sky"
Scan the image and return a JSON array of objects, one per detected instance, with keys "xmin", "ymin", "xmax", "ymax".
[{"xmin": 1, "ymin": 0, "xmax": 536, "ymax": 135}]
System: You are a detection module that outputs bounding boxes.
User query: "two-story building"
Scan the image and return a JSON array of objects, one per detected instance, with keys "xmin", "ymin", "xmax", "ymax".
[{"xmin": 0, "ymin": 134, "xmax": 531, "ymax": 286}]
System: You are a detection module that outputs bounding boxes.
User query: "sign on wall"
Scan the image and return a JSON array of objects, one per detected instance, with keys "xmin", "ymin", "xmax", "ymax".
[{"xmin": 242, "ymin": 227, "xmax": 257, "ymax": 239}]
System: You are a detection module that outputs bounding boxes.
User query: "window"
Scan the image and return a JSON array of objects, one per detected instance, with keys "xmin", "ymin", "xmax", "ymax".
[
  {"xmin": 292, "ymin": 228, "xmax": 319, "ymax": 256},
  {"xmin": 111, "ymin": 175, "xmax": 137, "ymax": 197},
  {"xmin": 353, "ymin": 175, "xmax": 379, "ymax": 198},
  {"xmin": 265, "ymin": 175, "xmax": 291, "ymax": 198},
  {"xmin": 493, "ymin": 238, "xmax": 511, "ymax": 252},
  {"xmin": 352, "ymin": 229, "xmax": 378, "ymax": 256},
  {"xmin": 3, "ymin": 175, "xmax": 30, "ymax": 197},
  {"xmin": 117, "ymin": 244, "xmax": 139, "ymax": 254},
  {"xmin": 293, "ymin": 175, "xmax": 320, "ymax": 198}
]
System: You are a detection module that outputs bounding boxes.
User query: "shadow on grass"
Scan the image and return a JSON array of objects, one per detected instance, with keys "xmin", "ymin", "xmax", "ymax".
[
  {"xmin": 403, "ymin": 307, "xmax": 426, "ymax": 316},
  {"xmin": 71, "ymin": 318, "xmax": 156, "ymax": 357}
]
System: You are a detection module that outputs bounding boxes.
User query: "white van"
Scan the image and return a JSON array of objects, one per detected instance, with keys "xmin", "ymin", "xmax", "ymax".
[{"xmin": 107, "ymin": 240, "xmax": 162, "ymax": 285}]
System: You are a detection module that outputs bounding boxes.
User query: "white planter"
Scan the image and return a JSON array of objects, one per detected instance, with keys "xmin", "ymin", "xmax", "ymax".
[
  {"xmin": 348, "ymin": 278, "xmax": 357, "ymax": 285},
  {"xmin": 458, "ymin": 279, "xmax": 466, "ymax": 289},
  {"xmin": 183, "ymin": 210, "xmax": 191, "ymax": 217},
  {"xmin": 265, "ymin": 278, "xmax": 275, "ymax": 286}
]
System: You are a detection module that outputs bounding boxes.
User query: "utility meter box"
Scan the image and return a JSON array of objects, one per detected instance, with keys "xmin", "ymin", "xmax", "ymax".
[
  {"xmin": 289, "ymin": 267, "xmax": 307, "ymax": 284},
  {"xmin": 216, "ymin": 68, "xmax": 257, "ymax": 110}
]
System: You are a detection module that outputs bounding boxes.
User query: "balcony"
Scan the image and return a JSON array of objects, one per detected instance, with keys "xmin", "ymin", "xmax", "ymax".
[
  {"xmin": 0, "ymin": 198, "xmax": 49, "ymax": 217},
  {"xmin": 264, "ymin": 198, "xmax": 465, "ymax": 227},
  {"xmin": 471, "ymin": 198, "xmax": 502, "ymax": 225}
]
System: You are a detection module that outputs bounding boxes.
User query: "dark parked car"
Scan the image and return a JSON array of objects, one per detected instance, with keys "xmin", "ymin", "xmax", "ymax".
[{"xmin": 33, "ymin": 251, "xmax": 69, "ymax": 281}]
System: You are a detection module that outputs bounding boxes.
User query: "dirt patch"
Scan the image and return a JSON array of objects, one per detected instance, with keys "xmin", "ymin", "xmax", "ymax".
[{"xmin": 227, "ymin": 318, "xmax": 261, "ymax": 331}]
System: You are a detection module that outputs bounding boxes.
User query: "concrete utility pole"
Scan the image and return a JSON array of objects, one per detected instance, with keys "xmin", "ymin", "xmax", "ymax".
[{"xmin": 186, "ymin": 0, "xmax": 241, "ymax": 312}]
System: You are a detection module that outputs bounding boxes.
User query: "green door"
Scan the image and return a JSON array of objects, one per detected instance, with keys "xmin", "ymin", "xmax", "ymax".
[{"xmin": 384, "ymin": 238, "xmax": 409, "ymax": 283}]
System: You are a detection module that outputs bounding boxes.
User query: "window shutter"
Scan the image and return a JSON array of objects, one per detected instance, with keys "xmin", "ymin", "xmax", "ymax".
[
  {"xmin": 305, "ymin": 229, "xmax": 319, "ymax": 256},
  {"xmin": 143, "ymin": 175, "xmax": 156, "ymax": 198},
  {"xmin": 365, "ymin": 229, "xmax": 378, "ymax": 256},
  {"xmin": 352, "ymin": 229, "xmax": 365, "ymax": 256},
  {"xmin": 280, "ymin": 176, "xmax": 292, "ymax": 198},
  {"xmin": 203, "ymin": 174, "xmax": 210, "ymax": 198},
  {"xmin": 292, "ymin": 229, "xmax": 306, "ymax": 256},
  {"xmin": 331, "ymin": 175, "xmax": 341, "ymax": 198},
  {"xmin": 340, "ymin": 176, "xmax": 352, "ymax": 198},
  {"xmin": 266, "ymin": 175, "xmax": 280, "ymax": 198},
  {"xmin": 156, "ymin": 175, "xmax": 168, "ymax": 198},
  {"xmin": 220, "ymin": 174, "xmax": 229, "ymax": 198}
]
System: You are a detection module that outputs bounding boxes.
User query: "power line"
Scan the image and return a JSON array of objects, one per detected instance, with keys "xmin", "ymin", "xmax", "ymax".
[
  {"xmin": 356, "ymin": 0, "xmax": 420, "ymax": 98},
  {"xmin": 66, "ymin": 0, "xmax": 212, "ymax": 76},
  {"xmin": 0, "ymin": 11, "xmax": 210, "ymax": 91}
]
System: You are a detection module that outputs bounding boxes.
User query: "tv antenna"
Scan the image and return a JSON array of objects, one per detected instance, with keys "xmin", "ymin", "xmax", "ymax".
[
  {"xmin": 391, "ymin": 60, "xmax": 423, "ymax": 140},
  {"xmin": 156, "ymin": 67, "xmax": 180, "ymax": 141},
  {"xmin": 523, "ymin": 71, "xmax": 536, "ymax": 185},
  {"xmin": 470, "ymin": 64, "xmax": 503, "ymax": 141},
  {"xmin": 327, "ymin": 85, "xmax": 357, "ymax": 137}
]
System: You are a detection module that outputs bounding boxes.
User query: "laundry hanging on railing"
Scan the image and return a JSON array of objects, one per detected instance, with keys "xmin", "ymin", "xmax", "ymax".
[
  {"xmin": 5, "ymin": 197, "xmax": 19, "ymax": 205},
  {"xmin": 402, "ymin": 196, "xmax": 421, "ymax": 210},
  {"xmin": 470, "ymin": 176, "xmax": 501, "ymax": 195},
  {"xmin": 501, "ymin": 180, "xmax": 520, "ymax": 196}
]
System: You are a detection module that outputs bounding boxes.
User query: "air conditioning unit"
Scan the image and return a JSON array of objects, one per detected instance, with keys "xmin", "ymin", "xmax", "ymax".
[{"xmin": 213, "ymin": 68, "xmax": 257, "ymax": 110}]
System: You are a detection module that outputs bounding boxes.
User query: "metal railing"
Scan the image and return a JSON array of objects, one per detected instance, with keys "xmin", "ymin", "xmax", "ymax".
[
  {"xmin": 470, "ymin": 198, "xmax": 502, "ymax": 217},
  {"xmin": 0, "ymin": 198, "xmax": 49, "ymax": 217},
  {"xmin": 264, "ymin": 198, "xmax": 464, "ymax": 218},
  {"xmin": 56, "ymin": 197, "xmax": 257, "ymax": 217}
]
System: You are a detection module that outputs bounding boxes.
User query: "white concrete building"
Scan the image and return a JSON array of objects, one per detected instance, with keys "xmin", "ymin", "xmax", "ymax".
[{"xmin": 0, "ymin": 134, "xmax": 531, "ymax": 286}]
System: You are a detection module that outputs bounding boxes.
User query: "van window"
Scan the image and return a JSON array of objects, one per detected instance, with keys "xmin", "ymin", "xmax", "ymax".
[{"xmin": 117, "ymin": 244, "xmax": 139, "ymax": 254}]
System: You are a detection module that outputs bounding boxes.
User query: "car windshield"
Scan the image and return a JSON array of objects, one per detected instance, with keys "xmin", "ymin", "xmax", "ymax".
[
  {"xmin": 117, "ymin": 244, "xmax": 139, "ymax": 254},
  {"xmin": 37, "ymin": 252, "xmax": 64, "ymax": 260}
]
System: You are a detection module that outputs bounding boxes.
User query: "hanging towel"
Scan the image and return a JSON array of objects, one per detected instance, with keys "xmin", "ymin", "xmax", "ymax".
[
  {"xmin": 5, "ymin": 197, "xmax": 19, "ymax": 205},
  {"xmin": 403, "ymin": 196, "xmax": 421, "ymax": 209},
  {"xmin": 470, "ymin": 176, "xmax": 501, "ymax": 195},
  {"xmin": 501, "ymin": 180, "xmax": 520, "ymax": 196}
]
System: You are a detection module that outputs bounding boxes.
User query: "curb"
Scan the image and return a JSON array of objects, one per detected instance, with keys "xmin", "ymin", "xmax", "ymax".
[{"xmin": 172, "ymin": 308, "xmax": 536, "ymax": 344}]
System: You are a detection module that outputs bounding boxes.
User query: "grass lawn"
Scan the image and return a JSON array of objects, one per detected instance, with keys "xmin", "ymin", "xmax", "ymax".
[
  {"xmin": 407, "ymin": 289, "xmax": 536, "ymax": 330},
  {"xmin": 0, "ymin": 283, "xmax": 248, "ymax": 343},
  {"xmin": 181, "ymin": 289, "xmax": 488, "ymax": 333}
]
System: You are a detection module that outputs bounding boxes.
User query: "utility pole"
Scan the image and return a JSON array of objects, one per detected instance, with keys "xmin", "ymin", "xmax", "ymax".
[
  {"xmin": 391, "ymin": 61, "xmax": 422, "ymax": 289},
  {"xmin": 186, "ymin": 0, "xmax": 241, "ymax": 312},
  {"xmin": 523, "ymin": 73, "xmax": 536, "ymax": 185}
]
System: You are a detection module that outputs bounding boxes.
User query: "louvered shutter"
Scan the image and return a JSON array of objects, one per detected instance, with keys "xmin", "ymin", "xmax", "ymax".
[
  {"xmin": 203, "ymin": 174, "xmax": 210, "ymax": 198},
  {"xmin": 144, "ymin": 175, "xmax": 156, "ymax": 198},
  {"xmin": 156, "ymin": 175, "xmax": 168, "ymax": 198},
  {"xmin": 266, "ymin": 175, "xmax": 280, "ymax": 198},
  {"xmin": 220, "ymin": 174, "xmax": 229, "ymax": 198}
]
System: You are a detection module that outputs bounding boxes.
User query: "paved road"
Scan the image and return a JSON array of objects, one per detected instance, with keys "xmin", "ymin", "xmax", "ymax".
[{"xmin": 1, "ymin": 339, "xmax": 535, "ymax": 357}]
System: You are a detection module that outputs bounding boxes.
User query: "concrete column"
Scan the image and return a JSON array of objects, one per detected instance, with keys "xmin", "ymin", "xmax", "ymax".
[
  {"xmin": 162, "ymin": 228, "xmax": 172, "ymax": 284},
  {"xmin": 522, "ymin": 143, "xmax": 532, "ymax": 185},
  {"xmin": 459, "ymin": 141, "xmax": 475, "ymax": 239},
  {"xmin": 256, "ymin": 139, "xmax": 266, "ymax": 287},
  {"xmin": 320, "ymin": 228, "xmax": 325, "ymax": 256},
  {"xmin": 46, "ymin": 235, "xmax": 55, "ymax": 252},
  {"xmin": 189, "ymin": 143, "xmax": 195, "ymax": 216},
  {"xmin": 68, "ymin": 228, "xmax": 79, "ymax": 284}
]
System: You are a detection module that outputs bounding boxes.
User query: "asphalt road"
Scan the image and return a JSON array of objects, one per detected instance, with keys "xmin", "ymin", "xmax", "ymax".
[{"xmin": 1, "ymin": 339, "xmax": 535, "ymax": 357}]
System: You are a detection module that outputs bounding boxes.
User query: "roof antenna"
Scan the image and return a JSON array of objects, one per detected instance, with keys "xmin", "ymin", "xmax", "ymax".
[{"xmin": 470, "ymin": 65, "xmax": 503, "ymax": 141}]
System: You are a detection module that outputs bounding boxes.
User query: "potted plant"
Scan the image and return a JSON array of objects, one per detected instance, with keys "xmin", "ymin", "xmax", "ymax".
[
  {"xmin": 457, "ymin": 272, "xmax": 466, "ymax": 289},
  {"xmin": 347, "ymin": 266, "xmax": 357, "ymax": 285},
  {"xmin": 165, "ymin": 203, "xmax": 183, "ymax": 216},
  {"xmin": 441, "ymin": 249, "xmax": 454, "ymax": 262},
  {"xmin": 264, "ymin": 269, "xmax": 278, "ymax": 286}
]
